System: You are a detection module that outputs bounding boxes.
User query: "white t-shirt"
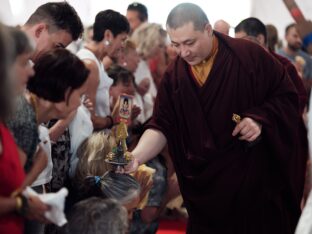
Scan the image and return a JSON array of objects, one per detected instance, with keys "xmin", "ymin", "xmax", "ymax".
[
  {"xmin": 68, "ymin": 104, "xmax": 93, "ymax": 178},
  {"xmin": 77, "ymin": 48, "xmax": 113, "ymax": 117},
  {"xmin": 134, "ymin": 59, "xmax": 157, "ymax": 98},
  {"xmin": 133, "ymin": 92, "xmax": 146, "ymax": 124},
  {"xmin": 31, "ymin": 125, "xmax": 53, "ymax": 187}
]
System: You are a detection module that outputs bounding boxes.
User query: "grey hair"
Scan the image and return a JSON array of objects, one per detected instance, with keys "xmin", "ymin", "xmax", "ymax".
[
  {"xmin": 90, "ymin": 172, "xmax": 141, "ymax": 205},
  {"xmin": 61, "ymin": 197, "xmax": 128, "ymax": 234},
  {"xmin": 166, "ymin": 3, "xmax": 209, "ymax": 31}
]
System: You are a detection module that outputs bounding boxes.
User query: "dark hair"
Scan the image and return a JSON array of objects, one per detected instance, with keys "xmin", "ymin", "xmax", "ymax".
[
  {"xmin": 123, "ymin": 98, "xmax": 129, "ymax": 104},
  {"xmin": 107, "ymin": 65, "xmax": 135, "ymax": 87},
  {"xmin": 127, "ymin": 2, "xmax": 148, "ymax": 22},
  {"xmin": 61, "ymin": 197, "xmax": 128, "ymax": 234},
  {"xmin": 166, "ymin": 3, "xmax": 209, "ymax": 31},
  {"xmin": 7, "ymin": 27, "xmax": 33, "ymax": 60},
  {"xmin": 0, "ymin": 24, "xmax": 13, "ymax": 122},
  {"xmin": 285, "ymin": 23, "xmax": 296, "ymax": 35},
  {"xmin": 27, "ymin": 48, "xmax": 89, "ymax": 103},
  {"xmin": 93, "ymin": 10, "xmax": 130, "ymax": 42},
  {"xmin": 235, "ymin": 17, "xmax": 267, "ymax": 44},
  {"xmin": 25, "ymin": 2, "xmax": 83, "ymax": 40}
]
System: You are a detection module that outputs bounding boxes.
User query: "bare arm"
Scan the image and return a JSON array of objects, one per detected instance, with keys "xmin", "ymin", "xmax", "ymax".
[
  {"xmin": 17, "ymin": 147, "xmax": 27, "ymax": 167},
  {"xmin": 21, "ymin": 145, "xmax": 48, "ymax": 188},
  {"xmin": 126, "ymin": 129, "xmax": 167, "ymax": 173},
  {"xmin": 83, "ymin": 60, "xmax": 113, "ymax": 130},
  {"xmin": 102, "ymin": 55, "xmax": 114, "ymax": 70},
  {"xmin": 49, "ymin": 110, "xmax": 77, "ymax": 142}
]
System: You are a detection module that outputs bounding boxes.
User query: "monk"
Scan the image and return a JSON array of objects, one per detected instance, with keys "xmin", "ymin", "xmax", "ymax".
[
  {"xmin": 126, "ymin": 3, "xmax": 302, "ymax": 233},
  {"xmin": 235, "ymin": 17, "xmax": 309, "ymax": 210}
]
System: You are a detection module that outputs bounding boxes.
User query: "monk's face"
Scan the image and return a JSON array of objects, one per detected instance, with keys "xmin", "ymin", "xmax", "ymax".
[{"xmin": 168, "ymin": 22, "xmax": 213, "ymax": 65}]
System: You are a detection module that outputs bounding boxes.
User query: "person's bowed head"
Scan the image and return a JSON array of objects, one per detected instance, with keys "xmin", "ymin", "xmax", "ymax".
[{"xmin": 27, "ymin": 48, "xmax": 89, "ymax": 122}]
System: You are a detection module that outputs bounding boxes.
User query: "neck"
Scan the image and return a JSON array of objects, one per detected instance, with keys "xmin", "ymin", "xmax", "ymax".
[
  {"xmin": 285, "ymin": 45, "xmax": 297, "ymax": 56},
  {"xmin": 203, "ymin": 35, "xmax": 215, "ymax": 62},
  {"xmin": 35, "ymin": 96, "xmax": 56, "ymax": 124},
  {"xmin": 85, "ymin": 41, "xmax": 107, "ymax": 60}
]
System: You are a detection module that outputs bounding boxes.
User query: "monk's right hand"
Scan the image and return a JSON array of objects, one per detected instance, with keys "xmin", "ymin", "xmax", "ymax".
[{"xmin": 124, "ymin": 157, "xmax": 140, "ymax": 174}]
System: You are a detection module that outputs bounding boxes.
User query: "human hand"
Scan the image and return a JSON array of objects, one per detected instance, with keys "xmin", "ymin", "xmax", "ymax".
[
  {"xmin": 83, "ymin": 96, "xmax": 94, "ymax": 113},
  {"xmin": 232, "ymin": 117, "xmax": 262, "ymax": 142},
  {"xmin": 134, "ymin": 169, "xmax": 153, "ymax": 202},
  {"xmin": 137, "ymin": 78, "xmax": 150, "ymax": 96},
  {"xmin": 111, "ymin": 96, "xmax": 120, "ymax": 124},
  {"xmin": 26, "ymin": 196, "xmax": 50, "ymax": 223},
  {"xmin": 124, "ymin": 157, "xmax": 140, "ymax": 174}
]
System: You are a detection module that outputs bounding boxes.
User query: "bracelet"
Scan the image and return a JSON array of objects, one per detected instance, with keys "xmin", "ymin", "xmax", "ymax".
[
  {"xmin": 15, "ymin": 196, "xmax": 22, "ymax": 211},
  {"xmin": 303, "ymin": 33, "xmax": 312, "ymax": 48},
  {"xmin": 107, "ymin": 115, "xmax": 114, "ymax": 129}
]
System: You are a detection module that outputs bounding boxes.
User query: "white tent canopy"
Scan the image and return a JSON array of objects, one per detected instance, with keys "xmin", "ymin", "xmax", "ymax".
[{"xmin": 1, "ymin": 0, "xmax": 311, "ymax": 40}]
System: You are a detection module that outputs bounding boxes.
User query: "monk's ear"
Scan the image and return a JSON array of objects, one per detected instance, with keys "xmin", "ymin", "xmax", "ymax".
[
  {"xmin": 256, "ymin": 34, "xmax": 266, "ymax": 46},
  {"xmin": 205, "ymin": 24, "xmax": 213, "ymax": 36}
]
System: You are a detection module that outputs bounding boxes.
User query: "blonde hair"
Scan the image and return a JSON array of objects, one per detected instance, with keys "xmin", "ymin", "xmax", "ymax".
[
  {"xmin": 123, "ymin": 39, "xmax": 136, "ymax": 54},
  {"xmin": 75, "ymin": 131, "xmax": 114, "ymax": 186},
  {"xmin": 131, "ymin": 23, "xmax": 167, "ymax": 59}
]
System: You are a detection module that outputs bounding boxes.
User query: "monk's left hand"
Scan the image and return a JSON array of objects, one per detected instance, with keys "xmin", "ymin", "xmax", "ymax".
[{"xmin": 232, "ymin": 117, "xmax": 262, "ymax": 142}]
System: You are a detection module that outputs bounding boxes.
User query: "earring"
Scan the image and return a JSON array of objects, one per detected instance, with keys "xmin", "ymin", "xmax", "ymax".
[
  {"xmin": 122, "ymin": 62, "xmax": 127, "ymax": 67},
  {"xmin": 104, "ymin": 40, "xmax": 111, "ymax": 46}
]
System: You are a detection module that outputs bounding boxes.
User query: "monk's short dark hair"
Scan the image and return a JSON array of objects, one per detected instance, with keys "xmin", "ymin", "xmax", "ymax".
[
  {"xmin": 93, "ymin": 10, "xmax": 130, "ymax": 42},
  {"xmin": 25, "ymin": 2, "xmax": 83, "ymax": 40},
  {"xmin": 166, "ymin": 3, "xmax": 209, "ymax": 31},
  {"xmin": 235, "ymin": 17, "xmax": 267, "ymax": 44},
  {"xmin": 127, "ymin": 2, "xmax": 148, "ymax": 22},
  {"xmin": 27, "ymin": 48, "xmax": 89, "ymax": 103}
]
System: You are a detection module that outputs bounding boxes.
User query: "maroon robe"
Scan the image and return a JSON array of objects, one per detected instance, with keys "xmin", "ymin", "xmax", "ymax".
[
  {"xmin": 147, "ymin": 32, "xmax": 303, "ymax": 233},
  {"xmin": 271, "ymin": 50, "xmax": 307, "ymax": 114},
  {"xmin": 271, "ymin": 50, "xmax": 309, "ymax": 211}
]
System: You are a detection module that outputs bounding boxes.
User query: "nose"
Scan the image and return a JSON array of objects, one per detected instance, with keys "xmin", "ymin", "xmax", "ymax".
[{"xmin": 180, "ymin": 45, "xmax": 190, "ymax": 58}]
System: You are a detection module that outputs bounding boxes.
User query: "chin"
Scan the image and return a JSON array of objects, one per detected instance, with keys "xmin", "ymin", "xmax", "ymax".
[{"xmin": 185, "ymin": 59, "xmax": 201, "ymax": 66}]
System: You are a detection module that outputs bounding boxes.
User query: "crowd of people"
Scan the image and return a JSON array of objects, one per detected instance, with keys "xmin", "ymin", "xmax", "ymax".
[{"xmin": 0, "ymin": 1, "xmax": 312, "ymax": 234}]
